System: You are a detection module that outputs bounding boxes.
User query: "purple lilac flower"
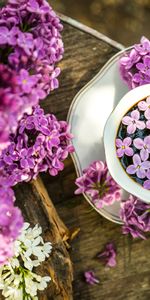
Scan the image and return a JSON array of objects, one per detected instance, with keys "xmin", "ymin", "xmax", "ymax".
[
  {"xmin": 27, "ymin": 0, "xmax": 50, "ymax": 14},
  {"xmin": 97, "ymin": 243, "xmax": 117, "ymax": 268},
  {"xmin": 132, "ymin": 72, "xmax": 150, "ymax": 87},
  {"xmin": 75, "ymin": 161, "xmax": 121, "ymax": 209},
  {"xmin": 120, "ymin": 195, "xmax": 150, "ymax": 239},
  {"xmin": 84, "ymin": 271, "xmax": 99, "ymax": 285},
  {"xmin": 119, "ymin": 36, "xmax": 150, "ymax": 88},
  {"xmin": 0, "ymin": 176, "xmax": 15, "ymax": 205},
  {"xmin": 17, "ymin": 32, "xmax": 34, "ymax": 56},
  {"xmin": 0, "ymin": 0, "xmax": 64, "ymax": 152},
  {"xmin": 136, "ymin": 56, "xmax": 150, "ymax": 76},
  {"xmin": 138, "ymin": 96, "xmax": 150, "ymax": 119},
  {"xmin": 135, "ymin": 36, "xmax": 150, "ymax": 56},
  {"xmin": 0, "ymin": 63, "xmax": 48, "ymax": 152},
  {"xmin": 122, "ymin": 110, "xmax": 145, "ymax": 134},
  {"xmin": 0, "ymin": 64, "xmax": 23, "ymax": 151},
  {"xmin": 0, "ymin": 106, "xmax": 74, "ymax": 184},
  {"xmin": 126, "ymin": 154, "xmax": 150, "ymax": 179},
  {"xmin": 0, "ymin": 26, "xmax": 18, "ymax": 45},
  {"xmin": 0, "ymin": 0, "xmax": 64, "ymax": 96},
  {"xmin": 17, "ymin": 69, "xmax": 39, "ymax": 93},
  {"xmin": 133, "ymin": 136, "xmax": 150, "ymax": 161},
  {"xmin": 20, "ymin": 148, "xmax": 35, "ymax": 169},
  {"xmin": 116, "ymin": 137, "xmax": 133, "ymax": 158},
  {"xmin": 2, "ymin": 143, "xmax": 19, "ymax": 165},
  {"xmin": 0, "ymin": 204, "xmax": 23, "ymax": 239},
  {"xmin": 119, "ymin": 63, "xmax": 133, "ymax": 89},
  {"xmin": 119, "ymin": 49, "xmax": 140, "ymax": 70}
]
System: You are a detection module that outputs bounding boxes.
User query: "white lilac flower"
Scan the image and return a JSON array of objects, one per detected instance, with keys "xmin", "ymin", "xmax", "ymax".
[
  {"xmin": 0, "ymin": 223, "xmax": 52, "ymax": 300},
  {"xmin": 14, "ymin": 222, "xmax": 52, "ymax": 271}
]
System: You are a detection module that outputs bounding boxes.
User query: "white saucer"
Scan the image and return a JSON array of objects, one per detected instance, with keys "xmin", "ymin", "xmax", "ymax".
[{"xmin": 67, "ymin": 47, "xmax": 132, "ymax": 224}]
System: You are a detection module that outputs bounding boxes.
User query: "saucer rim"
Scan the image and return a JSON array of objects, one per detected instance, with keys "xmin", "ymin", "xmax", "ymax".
[{"xmin": 67, "ymin": 46, "xmax": 132, "ymax": 224}]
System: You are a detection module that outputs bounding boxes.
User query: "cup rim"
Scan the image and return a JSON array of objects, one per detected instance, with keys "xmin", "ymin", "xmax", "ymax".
[{"xmin": 103, "ymin": 84, "xmax": 150, "ymax": 203}]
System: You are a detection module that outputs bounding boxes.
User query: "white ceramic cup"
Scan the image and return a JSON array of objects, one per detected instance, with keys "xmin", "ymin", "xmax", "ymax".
[{"xmin": 103, "ymin": 84, "xmax": 150, "ymax": 203}]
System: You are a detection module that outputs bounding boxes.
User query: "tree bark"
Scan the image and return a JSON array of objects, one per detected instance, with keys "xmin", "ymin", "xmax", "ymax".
[{"xmin": 14, "ymin": 176, "xmax": 73, "ymax": 300}]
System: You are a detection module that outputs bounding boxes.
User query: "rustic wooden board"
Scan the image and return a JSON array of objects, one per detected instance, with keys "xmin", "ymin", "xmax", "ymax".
[{"xmin": 15, "ymin": 19, "xmax": 150, "ymax": 300}]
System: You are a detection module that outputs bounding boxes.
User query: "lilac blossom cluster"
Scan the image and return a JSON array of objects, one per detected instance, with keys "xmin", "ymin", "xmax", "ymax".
[
  {"xmin": 75, "ymin": 160, "xmax": 150, "ymax": 239},
  {"xmin": 0, "ymin": 64, "xmax": 21, "ymax": 150},
  {"xmin": 120, "ymin": 195, "xmax": 150, "ymax": 239},
  {"xmin": 75, "ymin": 160, "xmax": 121, "ymax": 209},
  {"xmin": 0, "ymin": 175, "xmax": 23, "ymax": 265},
  {"xmin": 0, "ymin": 1, "xmax": 66, "ymax": 265},
  {"xmin": 116, "ymin": 97, "xmax": 150, "ymax": 189},
  {"xmin": 120, "ymin": 36, "xmax": 150, "ymax": 88},
  {"xmin": 0, "ymin": 0, "xmax": 64, "ymax": 148},
  {"xmin": 0, "ymin": 105, "xmax": 74, "ymax": 185}
]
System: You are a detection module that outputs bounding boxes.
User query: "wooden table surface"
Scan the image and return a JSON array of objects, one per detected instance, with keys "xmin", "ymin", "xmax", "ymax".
[{"xmin": 16, "ymin": 16, "xmax": 150, "ymax": 300}]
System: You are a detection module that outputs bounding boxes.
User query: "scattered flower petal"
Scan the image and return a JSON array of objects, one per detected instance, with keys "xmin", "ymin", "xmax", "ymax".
[
  {"xmin": 97, "ymin": 243, "xmax": 117, "ymax": 267},
  {"xmin": 84, "ymin": 271, "xmax": 99, "ymax": 285}
]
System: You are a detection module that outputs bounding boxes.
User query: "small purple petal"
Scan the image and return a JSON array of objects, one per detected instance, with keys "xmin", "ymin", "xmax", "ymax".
[
  {"xmin": 124, "ymin": 147, "xmax": 134, "ymax": 156},
  {"xmin": 84, "ymin": 271, "xmax": 99, "ymax": 285},
  {"xmin": 138, "ymin": 100, "xmax": 148, "ymax": 111},
  {"xmin": 146, "ymin": 120, "xmax": 150, "ymax": 129},
  {"xmin": 136, "ymin": 168, "xmax": 146, "ymax": 179},
  {"xmin": 126, "ymin": 165, "xmax": 136, "ymax": 174},
  {"xmin": 116, "ymin": 148, "xmax": 124, "ymax": 158},
  {"xmin": 133, "ymin": 154, "xmax": 141, "ymax": 166},
  {"xmin": 116, "ymin": 139, "xmax": 123, "ymax": 147},
  {"xmin": 140, "ymin": 149, "xmax": 149, "ymax": 161},
  {"xmin": 127, "ymin": 123, "xmax": 136, "ymax": 134},
  {"xmin": 145, "ymin": 108, "xmax": 150, "ymax": 120},
  {"xmin": 123, "ymin": 137, "xmax": 132, "ymax": 146},
  {"xmin": 20, "ymin": 159, "xmax": 29, "ymax": 169},
  {"xmin": 143, "ymin": 180, "xmax": 150, "ymax": 189},
  {"xmin": 97, "ymin": 243, "xmax": 117, "ymax": 268},
  {"xmin": 131, "ymin": 110, "xmax": 140, "ymax": 120},
  {"xmin": 136, "ymin": 121, "xmax": 146, "ymax": 130},
  {"xmin": 122, "ymin": 116, "xmax": 132, "ymax": 125},
  {"xmin": 144, "ymin": 135, "xmax": 150, "ymax": 146},
  {"xmin": 141, "ymin": 161, "xmax": 150, "ymax": 169},
  {"xmin": 133, "ymin": 138, "xmax": 144, "ymax": 149},
  {"xmin": 146, "ymin": 169, "xmax": 150, "ymax": 179}
]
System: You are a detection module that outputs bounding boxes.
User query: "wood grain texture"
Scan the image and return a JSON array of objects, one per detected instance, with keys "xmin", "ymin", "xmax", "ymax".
[
  {"xmin": 15, "ymin": 177, "xmax": 73, "ymax": 300},
  {"xmin": 15, "ymin": 20, "xmax": 150, "ymax": 300}
]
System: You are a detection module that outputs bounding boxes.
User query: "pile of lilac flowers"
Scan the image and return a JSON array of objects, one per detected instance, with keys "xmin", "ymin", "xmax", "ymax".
[
  {"xmin": 120, "ymin": 36, "xmax": 150, "ymax": 89},
  {"xmin": 75, "ymin": 161, "xmax": 121, "ymax": 209},
  {"xmin": 0, "ymin": 105, "xmax": 74, "ymax": 185},
  {"xmin": 0, "ymin": 101, "xmax": 73, "ymax": 266},
  {"xmin": 0, "ymin": 0, "xmax": 64, "ymax": 148},
  {"xmin": 0, "ymin": 0, "xmax": 74, "ymax": 267},
  {"xmin": 116, "ymin": 96, "xmax": 150, "ymax": 189},
  {"xmin": 75, "ymin": 160, "xmax": 150, "ymax": 239},
  {"xmin": 120, "ymin": 195, "xmax": 150, "ymax": 239}
]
